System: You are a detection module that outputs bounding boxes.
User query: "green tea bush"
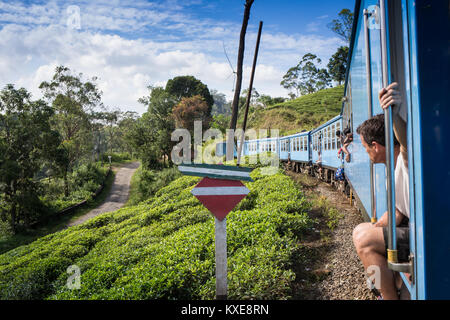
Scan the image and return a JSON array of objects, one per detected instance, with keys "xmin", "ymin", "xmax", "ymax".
[
  {"xmin": 101, "ymin": 152, "xmax": 132, "ymax": 163},
  {"xmin": 0, "ymin": 168, "xmax": 312, "ymax": 300}
]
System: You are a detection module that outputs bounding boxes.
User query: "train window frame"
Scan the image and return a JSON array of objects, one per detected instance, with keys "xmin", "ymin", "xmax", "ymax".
[
  {"xmin": 331, "ymin": 123, "xmax": 336, "ymax": 150},
  {"xmin": 328, "ymin": 127, "xmax": 331, "ymax": 150},
  {"xmin": 336, "ymin": 122, "xmax": 341, "ymax": 149}
]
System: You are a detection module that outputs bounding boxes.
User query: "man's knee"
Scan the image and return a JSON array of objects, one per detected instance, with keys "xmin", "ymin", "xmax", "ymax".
[
  {"xmin": 352, "ymin": 222, "xmax": 385, "ymax": 256},
  {"xmin": 353, "ymin": 223, "xmax": 372, "ymax": 248}
]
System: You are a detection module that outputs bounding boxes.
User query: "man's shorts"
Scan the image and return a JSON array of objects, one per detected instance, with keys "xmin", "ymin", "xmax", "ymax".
[{"xmin": 382, "ymin": 218, "xmax": 410, "ymax": 263}]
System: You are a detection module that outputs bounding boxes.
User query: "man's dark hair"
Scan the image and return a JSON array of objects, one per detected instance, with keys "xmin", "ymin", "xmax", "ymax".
[
  {"xmin": 343, "ymin": 127, "xmax": 351, "ymax": 135},
  {"xmin": 336, "ymin": 130, "xmax": 341, "ymax": 136},
  {"xmin": 356, "ymin": 113, "xmax": 399, "ymax": 147}
]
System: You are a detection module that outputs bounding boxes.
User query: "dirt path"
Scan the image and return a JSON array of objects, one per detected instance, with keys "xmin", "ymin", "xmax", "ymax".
[
  {"xmin": 287, "ymin": 170, "xmax": 377, "ymax": 300},
  {"xmin": 67, "ymin": 161, "xmax": 140, "ymax": 227}
]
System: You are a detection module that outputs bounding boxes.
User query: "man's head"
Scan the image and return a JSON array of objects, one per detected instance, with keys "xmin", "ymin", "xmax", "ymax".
[{"xmin": 356, "ymin": 113, "xmax": 399, "ymax": 163}]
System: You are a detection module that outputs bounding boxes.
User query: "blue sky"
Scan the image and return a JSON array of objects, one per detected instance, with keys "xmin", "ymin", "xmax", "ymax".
[{"xmin": 0, "ymin": 0, "xmax": 355, "ymax": 114}]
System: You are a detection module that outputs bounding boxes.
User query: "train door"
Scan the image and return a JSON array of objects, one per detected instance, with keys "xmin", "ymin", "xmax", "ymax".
[{"xmin": 377, "ymin": 0, "xmax": 419, "ymax": 299}]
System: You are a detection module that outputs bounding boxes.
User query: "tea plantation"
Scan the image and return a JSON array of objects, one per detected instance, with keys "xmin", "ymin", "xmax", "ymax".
[{"xmin": 0, "ymin": 168, "xmax": 312, "ymax": 299}]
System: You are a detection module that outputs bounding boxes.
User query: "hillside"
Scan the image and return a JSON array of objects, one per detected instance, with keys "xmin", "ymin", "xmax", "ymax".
[
  {"xmin": 238, "ymin": 85, "xmax": 344, "ymax": 136},
  {"xmin": 0, "ymin": 167, "xmax": 313, "ymax": 300}
]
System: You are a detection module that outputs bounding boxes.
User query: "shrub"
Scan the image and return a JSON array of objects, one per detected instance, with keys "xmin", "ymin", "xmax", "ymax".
[{"xmin": 0, "ymin": 168, "xmax": 312, "ymax": 300}]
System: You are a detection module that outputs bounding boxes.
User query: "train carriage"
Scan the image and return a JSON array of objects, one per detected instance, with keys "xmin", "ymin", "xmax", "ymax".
[
  {"xmin": 218, "ymin": 0, "xmax": 448, "ymax": 300},
  {"xmin": 310, "ymin": 115, "xmax": 343, "ymax": 170},
  {"xmin": 286, "ymin": 131, "xmax": 310, "ymax": 163},
  {"xmin": 279, "ymin": 136, "xmax": 290, "ymax": 161},
  {"xmin": 341, "ymin": 0, "xmax": 450, "ymax": 299}
]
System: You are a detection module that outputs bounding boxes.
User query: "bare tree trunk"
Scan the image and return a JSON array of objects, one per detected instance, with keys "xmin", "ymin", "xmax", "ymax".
[{"xmin": 229, "ymin": 0, "xmax": 255, "ymax": 131}]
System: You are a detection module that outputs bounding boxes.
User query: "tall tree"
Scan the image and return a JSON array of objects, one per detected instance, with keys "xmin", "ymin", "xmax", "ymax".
[
  {"xmin": 165, "ymin": 76, "xmax": 214, "ymax": 114},
  {"xmin": 39, "ymin": 66, "xmax": 102, "ymax": 196},
  {"xmin": 138, "ymin": 86, "xmax": 176, "ymax": 166},
  {"xmin": 210, "ymin": 89, "xmax": 230, "ymax": 116},
  {"xmin": 327, "ymin": 8, "xmax": 354, "ymax": 43},
  {"xmin": 125, "ymin": 112, "xmax": 161, "ymax": 169},
  {"xmin": 0, "ymin": 85, "xmax": 60, "ymax": 232},
  {"xmin": 281, "ymin": 53, "xmax": 331, "ymax": 97},
  {"xmin": 327, "ymin": 46, "xmax": 349, "ymax": 85},
  {"xmin": 229, "ymin": 0, "xmax": 255, "ymax": 130}
]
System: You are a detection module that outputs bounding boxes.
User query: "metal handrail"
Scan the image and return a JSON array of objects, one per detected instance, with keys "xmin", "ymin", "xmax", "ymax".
[
  {"xmin": 380, "ymin": 0, "xmax": 399, "ymax": 263},
  {"xmin": 379, "ymin": 0, "xmax": 414, "ymax": 278},
  {"xmin": 364, "ymin": 9, "xmax": 377, "ymax": 224}
]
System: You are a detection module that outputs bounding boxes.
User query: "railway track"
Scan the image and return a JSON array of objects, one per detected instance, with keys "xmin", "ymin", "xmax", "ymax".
[{"xmin": 284, "ymin": 162, "xmax": 376, "ymax": 300}]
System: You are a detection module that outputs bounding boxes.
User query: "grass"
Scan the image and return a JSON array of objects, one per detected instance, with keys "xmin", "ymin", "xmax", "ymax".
[
  {"xmin": 0, "ymin": 167, "xmax": 314, "ymax": 300},
  {"xmin": 238, "ymin": 85, "xmax": 344, "ymax": 136}
]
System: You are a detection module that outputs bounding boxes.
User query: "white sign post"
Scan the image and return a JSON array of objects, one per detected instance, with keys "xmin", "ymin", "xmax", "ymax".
[
  {"xmin": 179, "ymin": 164, "xmax": 253, "ymax": 300},
  {"xmin": 215, "ymin": 217, "xmax": 227, "ymax": 300}
]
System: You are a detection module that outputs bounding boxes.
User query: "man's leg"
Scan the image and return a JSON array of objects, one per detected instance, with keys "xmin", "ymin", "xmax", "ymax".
[{"xmin": 352, "ymin": 223, "xmax": 398, "ymax": 300}]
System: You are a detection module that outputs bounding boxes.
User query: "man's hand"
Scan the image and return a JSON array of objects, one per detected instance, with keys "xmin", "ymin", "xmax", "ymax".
[
  {"xmin": 379, "ymin": 82, "xmax": 401, "ymax": 110},
  {"xmin": 373, "ymin": 209, "xmax": 405, "ymax": 227},
  {"xmin": 374, "ymin": 212, "xmax": 388, "ymax": 227}
]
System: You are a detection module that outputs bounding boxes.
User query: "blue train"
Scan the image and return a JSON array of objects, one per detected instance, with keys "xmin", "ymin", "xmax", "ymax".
[{"xmin": 220, "ymin": 0, "xmax": 449, "ymax": 300}]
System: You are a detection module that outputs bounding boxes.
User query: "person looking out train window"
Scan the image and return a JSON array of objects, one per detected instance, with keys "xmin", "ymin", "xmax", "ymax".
[
  {"xmin": 352, "ymin": 83, "xmax": 409, "ymax": 300},
  {"xmin": 337, "ymin": 128, "xmax": 353, "ymax": 162}
]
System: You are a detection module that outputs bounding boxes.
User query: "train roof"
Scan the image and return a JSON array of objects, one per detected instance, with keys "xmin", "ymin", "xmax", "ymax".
[
  {"xmin": 280, "ymin": 131, "xmax": 310, "ymax": 139},
  {"xmin": 310, "ymin": 114, "xmax": 342, "ymax": 133}
]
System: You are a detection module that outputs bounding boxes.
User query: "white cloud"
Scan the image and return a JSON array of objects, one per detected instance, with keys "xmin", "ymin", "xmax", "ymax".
[{"xmin": 0, "ymin": 1, "xmax": 346, "ymax": 114}]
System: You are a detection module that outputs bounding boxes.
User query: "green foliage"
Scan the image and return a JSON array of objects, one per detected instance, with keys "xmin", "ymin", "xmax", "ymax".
[
  {"xmin": 0, "ymin": 84, "xmax": 60, "ymax": 232},
  {"xmin": 241, "ymin": 86, "xmax": 344, "ymax": 135},
  {"xmin": 41, "ymin": 163, "xmax": 109, "ymax": 213},
  {"xmin": 210, "ymin": 89, "xmax": 231, "ymax": 116},
  {"xmin": 165, "ymin": 75, "xmax": 214, "ymax": 112},
  {"xmin": 131, "ymin": 86, "xmax": 176, "ymax": 169},
  {"xmin": 327, "ymin": 8, "xmax": 354, "ymax": 43},
  {"xmin": 327, "ymin": 46, "xmax": 349, "ymax": 85},
  {"xmin": 39, "ymin": 66, "xmax": 103, "ymax": 196},
  {"xmin": 0, "ymin": 168, "xmax": 312, "ymax": 300},
  {"xmin": 127, "ymin": 166, "xmax": 182, "ymax": 205},
  {"xmin": 210, "ymin": 114, "xmax": 231, "ymax": 133},
  {"xmin": 101, "ymin": 152, "xmax": 132, "ymax": 164},
  {"xmin": 281, "ymin": 53, "xmax": 331, "ymax": 98}
]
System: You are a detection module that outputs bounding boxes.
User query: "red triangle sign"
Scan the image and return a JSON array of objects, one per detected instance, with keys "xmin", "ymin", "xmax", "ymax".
[{"xmin": 191, "ymin": 177, "xmax": 249, "ymax": 221}]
